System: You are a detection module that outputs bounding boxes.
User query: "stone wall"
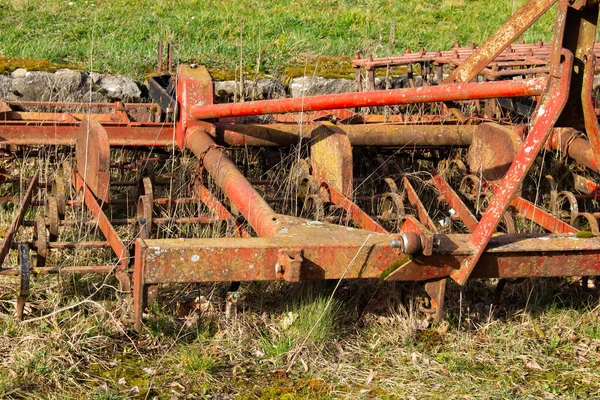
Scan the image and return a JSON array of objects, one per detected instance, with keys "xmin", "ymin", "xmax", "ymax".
[
  {"xmin": 0, "ymin": 68, "xmax": 142, "ymax": 103},
  {"xmin": 4, "ymin": 67, "xmax": 594, "ymax": 105}
]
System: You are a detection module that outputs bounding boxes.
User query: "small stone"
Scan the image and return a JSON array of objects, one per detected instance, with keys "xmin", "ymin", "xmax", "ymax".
[
  {"xmin": 290, "ymin": 76, "xmax": 355, "ymax": 97},
  {"xmin": 11, "ymin": 68, "xmax": 27, "ymax": 78}
]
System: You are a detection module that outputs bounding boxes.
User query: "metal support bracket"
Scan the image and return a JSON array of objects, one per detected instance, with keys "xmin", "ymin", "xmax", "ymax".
[{"xmin": 276, "ymin": 249, "xmax": 303, "ymax": 282}]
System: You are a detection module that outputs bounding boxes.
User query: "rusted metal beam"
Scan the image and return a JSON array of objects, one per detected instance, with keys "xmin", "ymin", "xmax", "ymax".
[
  {"xmin": 403, "ymin": 177, "xmax": 439, "ymax": 233},
  {"xmin": 444, "ymin": 0, "xmax": 558, "ymax": 84},
  {"xmin": 0, "ymin": 170, "xmax": 39, "ymax": 269},
  {"xmin": 185, "ymin": 127, "xmax": 282, "ymax": 237},
  {"xmin": 217, "ymin": 123, "xmax": 478, "ymax": 147},
  {"xmin": 510, "ymin": 196, "xmax": 579, "ymax": 233},
  {"xmin": 72, "ymin": 171, "xmax": 130, "ymax": 290},
  {"xmin": 190, "ymin": 78, "xmax": 547, "ymax": 120},
  {"xmin": 0, "ymin": 265, "xmax": 114, "ymax": 276},
  {"xmin": 193, "ymin": 183, "xmax": 249, "ymax": 237},
  {"xmin": 430, "ymin": 170, "xmax": 479, "ymax": 231},
  {"xmin": 134, "ymin": 232, "xmax": 600, "ymax": 286},
  {"xmin": 0, "ymin": 123, "xmax": 175, "ymax": 146},
  {"xmin": 320, "ymin": 180, "xmax": 388, "ymax": 234},
  {"xmin": 452, "ymin": 50, "xmax": 572, "ymax": 285}
]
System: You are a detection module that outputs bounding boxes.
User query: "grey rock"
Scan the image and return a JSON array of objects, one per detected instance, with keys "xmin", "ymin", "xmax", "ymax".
[
  {"xmin": 214, "ymin": 80, "xmax": 237, "ymax": 102},
  {"xmin": 11, "ymin": 68, "xmax": 27, "ymax": 78},
  {"xmin": 0, "ymin": 68, "xmax": 143, "ymax": 104},
  {"xmin": 0, "ymin": 75, "xmax": 12, "ymax": 100},
  {"xmin": 11, "ymin": 70, "xmax": 56, "ymax": 101},
  {"xmin": 90, "ymin": 73, "xmax": 141, "ymax": 102},
  {"xmin": 374, "ymin": 75, "xmax": 423, "ymax": 90},
  {"xmin": 54, "ymin": 69, "xmax": 87, "ymax": 100},
  {"xmin": 290, "ymin": 76, "xmax": 355, "ymax": 98},
  {"xmin": 254, "ymin": 78, "xmax": 285, "ymax": 99},
  {"xmin": 213, "ymin": 78, "xmax": 286, "ymax": 102}
]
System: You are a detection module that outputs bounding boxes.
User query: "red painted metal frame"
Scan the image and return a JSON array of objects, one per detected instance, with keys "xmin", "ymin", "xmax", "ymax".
[
  {"xmin": 193, "ymin": 183, "xmax": 249, "ymax": 238},
  {"xmin": 451, "ymin": 49, "xmax": 573, "ymax": 285},
  {"xmin": 430, "ymin": 170, "xmax": 479, "ymax": 231},
  {"xmin": 320, "ymin": 180, "xmax": 388, "ymax": 234},
  {"xmin": 73, "ymin": 171, "xmax": 130, "ymax": 288},
  {"xmin": 190, "ymin": 78, "xmax": 546, "ymax": 120}
]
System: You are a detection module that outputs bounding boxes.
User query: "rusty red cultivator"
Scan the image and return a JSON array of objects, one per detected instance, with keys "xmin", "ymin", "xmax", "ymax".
[{"xmin": 2, "ymin": 0, "xmax": 600, "ymax": 330}]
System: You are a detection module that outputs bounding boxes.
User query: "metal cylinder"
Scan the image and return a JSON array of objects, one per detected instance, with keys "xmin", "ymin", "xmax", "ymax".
[
  {"xmin": 185, "ymin": 127, "xmax": 282, "ymax": 237},
  {"xmin": 191, "ymin": 78, "xmax": 547, "ymax": 120},
  {"xmin": 216, "ymin": 123, "xmax": 477, "ymax": 147},
  {"xmin": 549, "ymin": 128, "xmax": 599, "ymax": 173}
]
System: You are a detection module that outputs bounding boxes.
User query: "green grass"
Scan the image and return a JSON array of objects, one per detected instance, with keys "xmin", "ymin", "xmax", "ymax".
[
  {"xmin": 1, "ymin": 274, "xmax": 600, "ymax": 398},
  {"xmin": 0, "ymin": 0, "xmax": 559, "ymax": 79}
]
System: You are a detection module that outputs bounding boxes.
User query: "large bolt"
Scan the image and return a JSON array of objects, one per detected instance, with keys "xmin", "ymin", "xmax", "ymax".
[{"xmin": 391, "ymin": 232, "xmax": 423, "ymax": 255}]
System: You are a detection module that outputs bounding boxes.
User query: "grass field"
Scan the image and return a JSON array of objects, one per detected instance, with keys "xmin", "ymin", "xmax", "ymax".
[
  {"xmin": 0, "ymin": 0, "xmax": 558, "ymax": 79},
  {"xmin": 1, "ymin": 277, "xmax": 599, "ymax": 399},
  {"xmin": 1, "ymin": 1, "xmax": 600, "ymax": 399}
]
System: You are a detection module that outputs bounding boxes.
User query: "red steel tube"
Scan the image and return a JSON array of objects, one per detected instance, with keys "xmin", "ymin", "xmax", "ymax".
[
  {"xmin": 191, "ymin": 77, "xmax": 547, "ymax": 120},
  {"xmin": 185, "ymin": 127, "xmax": 282, "ymax": 237}
]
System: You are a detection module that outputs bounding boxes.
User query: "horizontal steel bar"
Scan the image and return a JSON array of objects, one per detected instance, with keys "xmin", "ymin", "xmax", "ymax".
[
  {"xmin": 0, "ymin": 124, "xmax": 175, "ymax": 146},
  {"xmin": 0, "ymin": 265, "xmax": 114, "ymax": 276},
  {"xmin": 216, "ymin": 123, "xmax": 477, "ymax": 147},
  {"xmin": 136, "ymin": 232, "xmax": 600, "ymax": 284},
  {"xmin": 191, "ymin": 78, "xmax": 547, "ymax": 119}
]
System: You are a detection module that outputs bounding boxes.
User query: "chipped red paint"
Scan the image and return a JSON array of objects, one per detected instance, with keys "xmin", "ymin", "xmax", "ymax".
[
  {"xmin": 451, "ymin": 50, "xmax": 573, "ymax": 285},
  {"xmin": 190, "ymin": 78, "xmax": 547, "ymax": 120}
]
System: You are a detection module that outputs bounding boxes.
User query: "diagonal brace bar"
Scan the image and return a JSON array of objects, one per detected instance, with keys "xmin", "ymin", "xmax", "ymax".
[
  {"xmin": 0, "ymin": 170, "xmax": 39, "ymax": 269},
  {"xmin": 451, "ymin": 50, "xmax": 573, "ymax": 285}
]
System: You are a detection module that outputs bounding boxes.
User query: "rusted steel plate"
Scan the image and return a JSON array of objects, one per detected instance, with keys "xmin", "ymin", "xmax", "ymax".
[
  {"xmin": 310, "ymin": 123, "xmax": 353, "ymax": 197},
  {"xmin": 190, "ymin": 78, "xmax": 547, "ymax": 119},
  {"xmin": 0, "ymin": 170, "xmax": 39, "ymax": 269},
  {"xmin": 467, "ymin": 123, "xmax": 524, "ymax": 181},
  {"xmin": 76, "ymin": 119, "xmax": 111, "ymax": 203},
  {"xmin": 452, "ymin": 50, "xmax": 572, "ymax": 286}
]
